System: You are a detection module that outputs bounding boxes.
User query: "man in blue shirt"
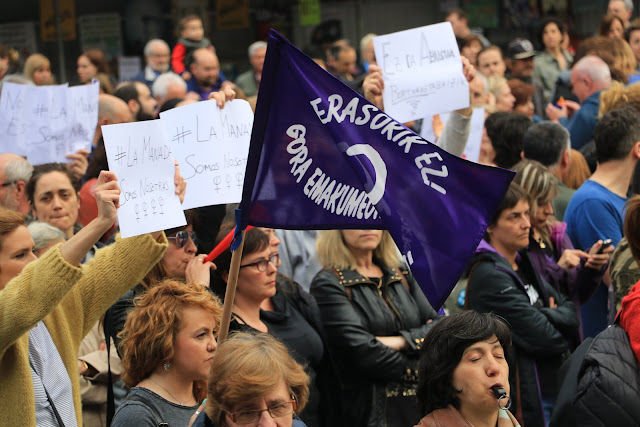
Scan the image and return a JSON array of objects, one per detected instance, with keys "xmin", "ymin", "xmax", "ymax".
[
  {"xmin": 546, "ymin": 55, "xmax": 612, "ymax": 150},
  {"xmin": 185, "ymin": 48, "xmax": 230, "ymax": 100},
  {"xmin": 564, "ymin": 106, "xmax": 640, "ymax": 337},
  {"xmin": 132, "ymin": 39, "xmax": 171, "ymax": 90}
]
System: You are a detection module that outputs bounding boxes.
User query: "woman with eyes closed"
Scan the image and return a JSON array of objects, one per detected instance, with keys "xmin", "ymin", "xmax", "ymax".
[
  {"xmin": 415, "ymin": 311, "xmax": 519, "ymax": 427},
  {"xmin": 211, "ymin": 225, "xmax": 332, "ymax": 427}
]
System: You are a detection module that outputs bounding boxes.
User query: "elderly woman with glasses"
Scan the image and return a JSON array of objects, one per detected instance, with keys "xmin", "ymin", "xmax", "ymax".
[
  {"xmin": 191, "ymin": 332, "xmax": 309, "ymax": 427},
  {"xmin": 105, "ymin": 209, "xmax": 216, "ymax": 352},
  {"xmin": 212, "ymin": 225, "xmax": 338, "ymax": 427}
]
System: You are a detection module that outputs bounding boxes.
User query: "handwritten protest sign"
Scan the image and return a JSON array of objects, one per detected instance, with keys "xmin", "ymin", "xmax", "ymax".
[
  {"xmin": 373, "ymin": 22, "xmax": 469, "ymax": 123},
  {"xmin": 420, "ymin": 108, "xmax": 485, "ymax": 162},
  {"xmin": 102, "ymin": 120, "xmax": 186, "ymax": 238},
  {"xmin": 0, "ymin": 81, "xmax": 99, "ymax": 164},
  {"xmin": 160, "ymin": 99, "xmax": 253, "ymax": 210},
  {"xmin": 0, "ymin": 82, "xmax": 28, "ymax": 156},
  {"xmin": 67, "ymin": 82, "xmax": 100, "ymax": 153}
]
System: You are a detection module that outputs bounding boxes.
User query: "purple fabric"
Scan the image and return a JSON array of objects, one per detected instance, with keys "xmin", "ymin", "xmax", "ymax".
[
  {"xmin": 239, "ymin": 30, "xmax": 514, "ymax": 309},
  {"xmin": 528, "ymin": 222, "xmax": 606, "ymax": 341}
]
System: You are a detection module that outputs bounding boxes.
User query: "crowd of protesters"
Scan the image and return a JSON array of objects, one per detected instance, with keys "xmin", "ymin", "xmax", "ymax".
[{"xmin": 3, "ymin": 2, "xmax": 640, "ymax": 426}]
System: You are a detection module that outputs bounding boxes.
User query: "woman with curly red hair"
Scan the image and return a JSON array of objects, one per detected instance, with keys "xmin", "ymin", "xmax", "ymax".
[{"xmin": 112, "ymin": 280, "xmax": 222, "ymax": 426}]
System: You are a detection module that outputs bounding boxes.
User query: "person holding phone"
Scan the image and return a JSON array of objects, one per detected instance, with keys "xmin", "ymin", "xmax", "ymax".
[
  {"xmin": 513, "ymin": 160, "xmax": 613, "ymax": 342},
  {"xmin": 466, "ymin": 182, "xmax": 579, "ymax": 426}
]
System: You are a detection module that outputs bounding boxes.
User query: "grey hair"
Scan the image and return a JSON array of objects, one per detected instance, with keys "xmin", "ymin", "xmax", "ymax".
[
  {"xmin": 144, "ymin": 39, "xmax": 170, "ymax": 57},
  {"xmin": 152, "ymin": 72, "xmax": 187, "ymax": 99},
  {"xmin": 614, "ymin": 0, "xmax": 634, "ymax": 12},
  {"xmin": 0, "ymin": 74, "xmax": 33, "ymax": 98},
  {"xmin": 247, "ymin": 41, "xmax": 267, "ymax": 59},
  {"xmin": 4, "ymin": 157, "xmax": 33, "ymax": 183},
  {"xmin": 573, "ymin": 55, "xmax": 611, "ymax": 84},
  {"xmin": 27, "ymin": 221, "xmax": 67, "ymax": 250},
  {"xmin": 360, "ymin": 33, "xmax": 377, "ymax": 52}
]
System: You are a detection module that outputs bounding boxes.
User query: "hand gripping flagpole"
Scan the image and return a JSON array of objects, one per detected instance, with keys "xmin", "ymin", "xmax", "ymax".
[{"xmin": 216, "ymin": 210, "xmax": 248, "ymax": 343}]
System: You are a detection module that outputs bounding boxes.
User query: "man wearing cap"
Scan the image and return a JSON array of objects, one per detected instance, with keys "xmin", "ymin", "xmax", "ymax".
[{"xmin": 506, "ymin": 38, "xmax": 545, "ymax": 117}]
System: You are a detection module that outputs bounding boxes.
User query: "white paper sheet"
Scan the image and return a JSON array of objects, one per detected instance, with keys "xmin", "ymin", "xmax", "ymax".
[
  {"xmin": 373, "ymin": 22, "xmax": 469, "ymax": 123},
  {"xmin": 420, "ymin": 107, "xmax": 485, "ymax": 163},
  {"xmin": 0, "ymin": 81, "xmax": 99, "ymax": 164},
  {"xmin": 102, "ymin": 120, "xmax": 187, "ymax": 238},
  {"xmin": 160, "ymin": 99, "xmax": 253, "ymax": 209},
  {"xmin": 0, "ymin": 82, "xmax": 28, "ymax": 156}
]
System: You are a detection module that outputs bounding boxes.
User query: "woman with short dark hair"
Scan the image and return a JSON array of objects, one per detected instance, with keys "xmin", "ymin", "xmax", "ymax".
[
  {"xmin": 466, "ymin": 182, "xmax": 578, "ymax": 426},
  {"xmin": 415, "ymin": 311, "xmax": 518, "ymax": 427}
]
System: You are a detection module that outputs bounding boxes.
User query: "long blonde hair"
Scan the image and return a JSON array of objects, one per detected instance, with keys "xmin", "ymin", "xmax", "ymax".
[
  {"xmin": 599, "ymin": 81, "xmax": 640, "ymax": 116},
  {"xmin": 512, "ymin": 160, "xmax": 559, "ymax": 239},
  {"xmin": 316, "ymin": 230, "xmax": 400, "ymax": 269}
]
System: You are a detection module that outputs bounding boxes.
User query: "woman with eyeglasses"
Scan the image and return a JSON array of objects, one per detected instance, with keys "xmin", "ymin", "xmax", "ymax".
[
  {"xmin": 211, "ymin": 225, "xmax": 336, "ymax": 427},
  {"xmin": 105, "ymin": 209, "xmax": 216, "ymax": 353},
  {"xmin": 191, "ymin": 332, "xmax": 309, "ymax": 427},
  {"xmin": 310, "ymin": 230, "xmax": 440, "ymax": 427}
]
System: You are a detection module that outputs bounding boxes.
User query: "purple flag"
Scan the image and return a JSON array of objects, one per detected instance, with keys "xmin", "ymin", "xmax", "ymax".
[{"xmin": 239, "ymin": 30, "xmax": 514, "ymax": 308}]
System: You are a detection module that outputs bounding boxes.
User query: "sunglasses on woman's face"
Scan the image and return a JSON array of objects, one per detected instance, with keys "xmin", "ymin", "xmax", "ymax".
[{"xmin": 167, "ymin": 231, "xmax": 198, "ymax": 248}]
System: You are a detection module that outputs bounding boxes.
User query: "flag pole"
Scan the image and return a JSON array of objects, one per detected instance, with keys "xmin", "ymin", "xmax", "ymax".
[{"xmin": 216, "ymin": 229, "xmax": 246, "ymax": 344}]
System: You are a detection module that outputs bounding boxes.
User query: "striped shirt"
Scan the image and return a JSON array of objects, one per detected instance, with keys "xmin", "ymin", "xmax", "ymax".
[{"xmin": 29, "ymin": 321, "xmax": 78, "ymax": 427}]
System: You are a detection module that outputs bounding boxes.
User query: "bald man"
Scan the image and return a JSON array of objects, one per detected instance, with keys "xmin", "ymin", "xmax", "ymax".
[
  {"xmin": 186, "ymin": 48, "xmax": 231, "ymax": 100},
  {"xmin": 0, "ymin": 153, "xmax": 33, "ymax": 216},
  {"xmin": 546, "ymin": 55, "xmax": 612, "ymax": 149},
  {"xmin": 94, "ymin": 94, "xmax": 133, "ymax": 145}
]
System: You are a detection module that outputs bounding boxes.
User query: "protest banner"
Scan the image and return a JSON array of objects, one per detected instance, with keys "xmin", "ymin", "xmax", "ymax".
[
  {"xmin": 160, "ymin": 99, "xmax": 253, "ymax": 210},
  {"xmin": 234, "ymin": 29, "xmax": 514, "ymax": 320},
  {"xmin": 420, "ymin": 108, "xmax": 485, "ymax": 162},
  {"xmin": 373, "ymin": 22, "xmax": 469, "ymax": 122},
  {"xmin": 0, "ymin": 82, "xmax": 28, "ymax": 156},
  {"xmin": 102, "ymin": 120, "xmax": 186, "ymax": 238},
  {"xmin": 0, "ymin": 81, "xmax": 99, "ymax": 164}
]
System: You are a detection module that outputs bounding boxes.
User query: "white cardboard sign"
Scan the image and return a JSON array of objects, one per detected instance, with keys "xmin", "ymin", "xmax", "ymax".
[
  {"xmin": 160, "ymin": 99, "xmax": 253, "ymax": 210},
  {"xmin": 373, "ymin": 22, "xmax": 469, "ymax": 123},
  {"xmin": 102, "ymin": 120, "xmax": 186, "ymax": 238}
]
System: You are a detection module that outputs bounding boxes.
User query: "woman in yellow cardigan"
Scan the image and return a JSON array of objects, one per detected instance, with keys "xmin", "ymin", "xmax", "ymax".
[{"xmin": 0, "ymin": 169, "xmax": 185, "ymax": 426}]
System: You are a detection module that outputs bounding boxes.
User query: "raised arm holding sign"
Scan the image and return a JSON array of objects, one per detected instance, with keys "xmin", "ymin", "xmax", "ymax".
[
  {"xmin": 102, "ymin": 119, "xmax": 187, "ymax": 238},
  {"xmin": 159, "ymin": 98, "xmax": 252, "ymax": 210},
  {"xmin": 373, "ymin": 22, "xmax": 470, "ymax": 122}
]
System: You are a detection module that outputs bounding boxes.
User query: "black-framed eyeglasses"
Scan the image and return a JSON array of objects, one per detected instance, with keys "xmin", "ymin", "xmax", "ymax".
[
  {"xmin": 0, "ymin": 181, "xmax": 16, "ymax": 188},
  {"xmin": 167, "ymin": 230, "xmax": 198, "ymax": 248},
  {"xmin": 227, "ymin": 399, "xmax": 296, "ymax": 424},
  {"xmin": 239, "ymin": 254, "xmax": 279, "ymax": 272}
]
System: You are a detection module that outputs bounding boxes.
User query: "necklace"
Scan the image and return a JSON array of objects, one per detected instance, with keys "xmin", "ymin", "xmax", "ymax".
[{"xmin": 149, "ymin": 377, "xmax": 193, "ymax": 406}]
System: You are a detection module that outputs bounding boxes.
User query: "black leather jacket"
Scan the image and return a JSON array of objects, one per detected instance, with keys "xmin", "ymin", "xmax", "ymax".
[{"xmin": 311, "ymin": 262, "xmax": 440, "ymax": 427}]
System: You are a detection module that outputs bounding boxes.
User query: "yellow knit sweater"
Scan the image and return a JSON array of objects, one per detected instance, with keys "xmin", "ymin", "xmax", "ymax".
[{"xmin": 0, "ymin": 232, "xmax": 168, "ymax": 426}]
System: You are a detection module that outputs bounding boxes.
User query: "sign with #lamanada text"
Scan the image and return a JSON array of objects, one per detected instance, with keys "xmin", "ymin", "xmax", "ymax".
[
  {"xmin": 102, "ymin": 120, "xmax": 186, "ymax": 238},
  {"xmin": 373, "ymin": 22, "xmax": 469, "ymax": 123},
  {"xmin": 0, "ymin": 81, "xmax": 99, "ymax": 164},
  {"xmin": 159, "ymin": 99, "xmax": 253, "ymax": 210}
]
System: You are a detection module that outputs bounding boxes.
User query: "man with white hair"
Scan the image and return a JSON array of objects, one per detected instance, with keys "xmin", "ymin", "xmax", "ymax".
[
  {"xmin": 235, "ymin": 41, "xmax": 267, "ymax": 97},
  {"xmin": 0, "ymin": 153, "xmax": 33, "ymax": 216},
  {"xmin": 151, "ymin": 72, "xmax": 187, "ymax": 108},
  {"xmin": 546, "ymin": 55, "xmax": 612, "ymax": 150},
  {"xmin": 132, "ymin": 39, "xmax": 171, "ymax": 89},
  {"xmin": 608, "ymin": 0, "xmax": 633, "ymax": 27}
]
